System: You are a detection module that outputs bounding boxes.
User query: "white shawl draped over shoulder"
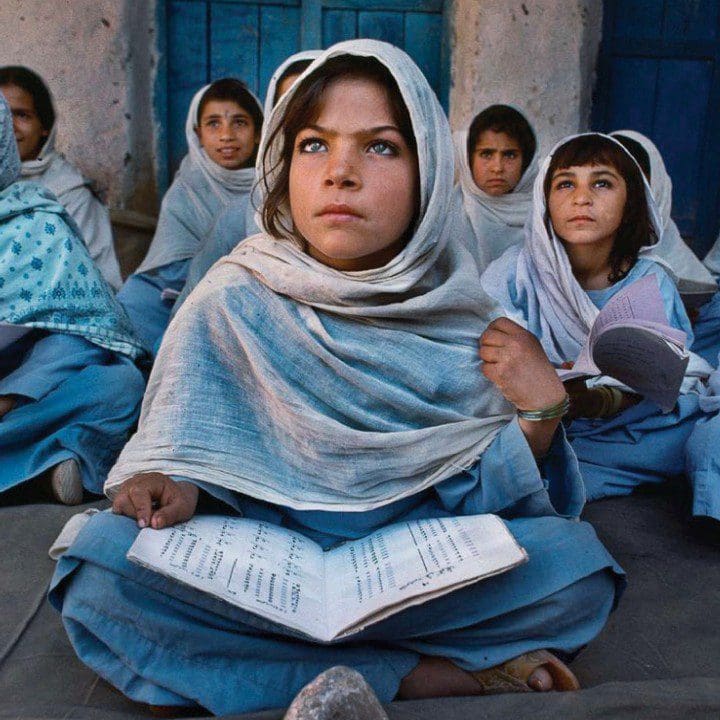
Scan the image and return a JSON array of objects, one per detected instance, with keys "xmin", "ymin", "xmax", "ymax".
[
  {"xmin": 611, "ymin": 129, "xmax": 715, "ymax": 293},
  {"xmin": 481, "ymin": 132, "xmax": 712, "ymax": 393},
  {"xmin": 19, "ymin": 105, "xmax": 122, "ymax": 290},
  {"xmin": 449, "ymin": 111, "xmax": 538, "ymax": 271},
  {"xmin": 105, "ymin": 40, "xmax": 514, "ymax": 511},
  {"xmin": 137, "ymin": 83, "xmax": 262, "ymax": 274}
]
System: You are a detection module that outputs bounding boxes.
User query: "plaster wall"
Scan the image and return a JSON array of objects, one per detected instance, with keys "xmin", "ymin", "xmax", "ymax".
[
  {"xmin": 0, "ymin": 0, "xmax": 157, "ymax": 214},
  {"xmin": 450, "ymin": 0, "xmax": 603, "ymax": 156}
]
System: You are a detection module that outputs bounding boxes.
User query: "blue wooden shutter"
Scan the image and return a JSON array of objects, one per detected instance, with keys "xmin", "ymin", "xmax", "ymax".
[
  {"xmin": 156, "ymin": 0, "xmax": 448, "ymax": 190},
  {"xmin": 592, "ymin": 0, "xmax": 720, "ymax": 255}
]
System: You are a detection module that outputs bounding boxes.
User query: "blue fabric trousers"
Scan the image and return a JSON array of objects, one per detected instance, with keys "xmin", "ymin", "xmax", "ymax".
[
  {"xmin": 568, "ymin": 396, "xmax": 706, "ymax": 504},
  {"xmin": 50, "ymin": 511, "xmax": 621, "ymax": 715},
  {"xmin": 0, "ymin": 333, "xmax": 144, "ymax": 495}
]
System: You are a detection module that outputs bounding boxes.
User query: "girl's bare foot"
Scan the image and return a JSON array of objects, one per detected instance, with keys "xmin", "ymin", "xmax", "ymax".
[{"xmin": 396, "ymin": 650, "xmax": 579, "ymax": 699}]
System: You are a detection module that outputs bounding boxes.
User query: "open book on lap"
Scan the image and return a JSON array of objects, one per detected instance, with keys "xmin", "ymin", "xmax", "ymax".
[
  {"xmin": 127, "ymin": 513, "xmax": 528, "ymax": 643},
  {"xmin": 557, "ymin": 274, "xmax": 689, "ymax": 413}
]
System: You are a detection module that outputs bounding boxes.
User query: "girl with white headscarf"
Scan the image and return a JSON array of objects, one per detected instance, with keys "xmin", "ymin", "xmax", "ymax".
[
  {"xmin": 172, "ymin": 50, "xmax": 323, "ymax": 312},
  {"xmin": 450, "ymin": 104, "xmax": 538, "ymax": 270},
  {"xmin": 482, "ymin": 133, "xmax": 715, "ymax": 511},
  {"xmin": 50, "ymin": 42, "xmax": 620, "ymax": 714},
  {"xmin": 0, "ymin": 93, "xmax": 145, "ymax": 504},
  {"xmin": 116, "ymin": 78, "xmax": 263, "ymax": 354},
  {"xmin": 0, "ymin": 66, "xmax": 123, "ymax": 290}
]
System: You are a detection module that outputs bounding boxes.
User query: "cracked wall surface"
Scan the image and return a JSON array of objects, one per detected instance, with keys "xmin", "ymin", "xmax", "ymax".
[{"xmin": 450, "ymin": 0, "xmax": 603, "ymax": 156}]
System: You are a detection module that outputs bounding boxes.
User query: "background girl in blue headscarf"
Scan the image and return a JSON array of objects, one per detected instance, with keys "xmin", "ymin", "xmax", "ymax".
[
  {"xmin": 50, "ymin": 41, "xmax": 621, "ymax": 713},
  {"xmin": 0, "ymin": 94, "xmax": 145, "ymax": 504}
]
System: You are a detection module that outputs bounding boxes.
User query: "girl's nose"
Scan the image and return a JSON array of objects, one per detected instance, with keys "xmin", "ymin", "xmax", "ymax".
[{"xmin": 324, "ymin": 149, "xmax": 360, "ymax": 188}]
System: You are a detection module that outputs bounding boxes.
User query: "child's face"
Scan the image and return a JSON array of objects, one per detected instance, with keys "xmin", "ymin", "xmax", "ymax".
[
  {"xmin": 288, "ymin": 76, "xmax": 418, "ymax": 271},
  {"xmin": 195, "ymin": 100, "xmax": 258, "ymax": 170},
  {"xmin": 471, "ymin": 130, "xmax": 523, "ymax": 196},
  {"xmin": 1, "ymin": 84, "xmax": 47, "ymax": 161},
  {"xmin": 548, "ymin": 163, "xmax": 627, "ymax": 250}
]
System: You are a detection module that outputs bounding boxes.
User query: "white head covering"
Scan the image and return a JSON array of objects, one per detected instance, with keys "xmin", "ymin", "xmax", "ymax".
[
  {"xmin": 245, "ymin": 50, "xmax": 323, "ymax": 236},
  {"xmin": 137, "ymin": 82, "xmax": 263, "ymax": 273},
  {"xmin": 482, "ymin": 132, "xmax": 711, "ymax": 388},
  {"xmin": 704, "ymin": 230, "xmax": 720, "ymax": 277},
  {"xmin": 262, "ymin": 50, "xmax": 322, "ymax": 120},
  {"xmin": 105, "ymin": 40, "xmax": 513, "ymax": 511},
  {"xmin": 17, "ymin": 87, "xmax": 89, "ymax": 197},
  {"xmin": 0, "ymin": 94, "xmax": 20, "ymax": 190},
  {"xmin": 611, "ymin": 129, "xmax": 715, "ymax": 292},
  {"xmin": 451, "ymin": 106, "xmax": 538, "ymax": 268}
]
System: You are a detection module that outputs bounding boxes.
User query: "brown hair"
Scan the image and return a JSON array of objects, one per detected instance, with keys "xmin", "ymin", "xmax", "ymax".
[
  {"xmin": 544, "ymin": 134, "xmax": 656, "ymax": 284},
  {"xmin": 261, "ymin": 55, "xmax": 418, "ymax": 240},
  {"xmin": 467, "ymin": 104, "xmax": 536, "ymax": 174}
]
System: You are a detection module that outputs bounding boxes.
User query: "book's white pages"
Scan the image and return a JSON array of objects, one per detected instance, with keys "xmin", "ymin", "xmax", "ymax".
[
  {"xmin": 127, "ymin": 514, "xmax": 527, "ymax": 643},
  {"xmin": 557, "ymin": 274, "xmax": 689, "ymax": 411}
]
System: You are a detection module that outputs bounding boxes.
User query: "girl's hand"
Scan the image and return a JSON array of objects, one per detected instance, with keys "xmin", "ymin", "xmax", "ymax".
[
  {"xmin": 0, "ymin": 396, "xmax": 16, "ymax": 418},
  {"xmin": 479, "ymin": 318, "xmax": 566, "ymax": 411},
  {"xmin": 480, "ymin": 318, "xmax": 567, "ymax": 457},
  {"xmin": 112, "ymin": 473, "xmax": 199, "ymax": 530}
]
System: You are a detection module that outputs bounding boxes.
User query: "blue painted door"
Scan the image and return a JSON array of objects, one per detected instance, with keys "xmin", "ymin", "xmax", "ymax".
[
  {"xmin": 592, "ymin": 0, "xmax": 720, "ymax": 255},
  {"xmin": 156, "ymin": 0, "xmax": 448, "ymax": 189}
]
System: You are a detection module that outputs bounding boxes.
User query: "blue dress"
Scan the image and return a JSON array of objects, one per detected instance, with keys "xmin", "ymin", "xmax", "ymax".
[
  {"xmin": 50, "ymin": 420, "xmax": 623, "ymax": 715},
  {"xmin": 117, "ymin": 259, "xmax": 190, "ymax": 356},
  {"xmin": 0, "ymin": 331, "xmax": 144, "ymax": 495}
]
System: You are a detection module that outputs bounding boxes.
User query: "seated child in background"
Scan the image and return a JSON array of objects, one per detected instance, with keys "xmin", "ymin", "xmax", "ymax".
[
  {"xmin": 117, "ymin": 78, "xmax": 262, "ymax": 354},
  {"xmin": 0, "ymin": 94, "xmax": 145, "ymax": 505},
  {"xmin": 50, "ymin": 41, "xmax": 621, "ymax": 715},
  {"xmin": 175, "ymin": 51, "xmax": 322, "ymax": 310},
  {"xmin": 0, "ymin": 65, "xmax": 123, "ymax": 290},
  {"xmin": 482, "ymin": 133, "xmax": 715, "ymax": 510},
  {"xmin": 450, "ymin": 104, "xmax": 538, "ymax": 269}
]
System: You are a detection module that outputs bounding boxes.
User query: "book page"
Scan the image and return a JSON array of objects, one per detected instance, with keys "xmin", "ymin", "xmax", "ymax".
[
  {"xmin": 127, "ymin": 515, "xmax": 326, "ymax": 637},
  {"xmin": 557, "ymin": 275, "xmax": 686, "ymax": 384},
  {"xmin": 323, "ymin": 515, "xmax": 527, "ymax": 640},
  {"xmin": 592, "ymin": 326, "xmax": 689, "ymax": 411},
  {"xmin": 590, "ymin": 274, "xmax": 673, "ymax": 338}
]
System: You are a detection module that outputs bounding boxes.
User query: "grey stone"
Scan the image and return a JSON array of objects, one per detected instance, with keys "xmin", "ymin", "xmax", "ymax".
[{"xmin": 283, "ymin": 666, "xmax": 389, "ymax": 720}]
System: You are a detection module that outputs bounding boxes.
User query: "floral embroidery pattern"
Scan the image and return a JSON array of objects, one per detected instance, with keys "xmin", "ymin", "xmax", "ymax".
[{"xmin": 0, "ymin": 182, "xmax": 145, "ymax": 360}]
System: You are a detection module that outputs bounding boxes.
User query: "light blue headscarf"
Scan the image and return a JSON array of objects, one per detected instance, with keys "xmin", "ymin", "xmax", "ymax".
[
  {"xmin": 106, "ymin": 40, "xmax": 513, "ymax": 511},
  {"xmin": 0, "ymin": 96, "xmax": 145, "ymax": 360}
]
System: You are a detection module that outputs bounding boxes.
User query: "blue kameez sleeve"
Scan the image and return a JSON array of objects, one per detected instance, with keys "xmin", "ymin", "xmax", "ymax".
[{"xmin": 434, "ymin": 418, "xmax": 585, "ymax": 520}]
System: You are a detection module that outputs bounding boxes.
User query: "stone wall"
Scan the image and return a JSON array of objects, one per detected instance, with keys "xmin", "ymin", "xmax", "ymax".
[
  {"xmin": 449, "ymin": 0, "xmax": 603, "ymax": 156},
  {"xmin": 0, "ymin": 0, "xmax": 158, "ymax": 214}
]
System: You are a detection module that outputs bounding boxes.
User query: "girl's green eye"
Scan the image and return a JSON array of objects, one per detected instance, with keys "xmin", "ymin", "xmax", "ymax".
[
  {"xmin": 298, "ymin": 138, "xmax": 325, "ymax": 153},
  {"xmin": 368, "ymin": 141, "xmax": 396, "ymax": 156}
]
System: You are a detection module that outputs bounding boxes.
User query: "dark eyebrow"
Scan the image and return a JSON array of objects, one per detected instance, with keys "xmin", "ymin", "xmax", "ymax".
[
  {"xmin": 300, "ymin": 123, "xmax": 402, "ymax": 137},
  {"xmin": 203, "ymin": 111, "xmax": 251, "ymax": 121}
]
